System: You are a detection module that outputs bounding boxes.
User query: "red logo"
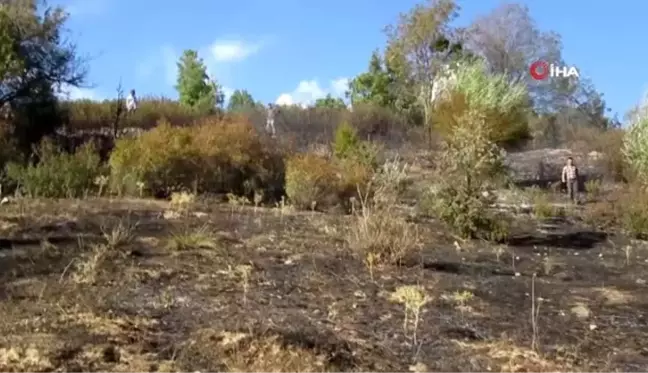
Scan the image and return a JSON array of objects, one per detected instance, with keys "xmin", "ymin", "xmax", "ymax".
[{"xmin": 529, "ymin": 60, "xmax": 549, "ymax": 80}]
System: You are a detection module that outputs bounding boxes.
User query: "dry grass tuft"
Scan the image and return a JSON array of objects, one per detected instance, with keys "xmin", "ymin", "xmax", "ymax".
[
  {"xmin": 178, "ymin": 329, "xmax": 339, "ymax": 372},
  {"xmin": 454, "ymin": 340, "xmax": 570, "ymax": 372},
  {"xmin": 167, "ymin": 225, "xmax": 219, "ymax": 251}
]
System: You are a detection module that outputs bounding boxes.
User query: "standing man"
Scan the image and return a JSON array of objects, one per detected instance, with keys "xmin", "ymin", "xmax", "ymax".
[
  {"xmin": 561, "ymin": 157, "xmax": 579, "ymax": 203},
  {"xmin": 265, "ymin": 103, "xmax": 278, "ymax": 137},
  {"xmin": 126, "ymin": 89, "xmax": 138, "ymax": 113}
]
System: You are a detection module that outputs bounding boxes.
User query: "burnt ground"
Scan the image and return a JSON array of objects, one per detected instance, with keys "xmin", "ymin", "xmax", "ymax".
[{"xmin": 0, "ymin": 192, "xmax": 647, "ymax": 372}]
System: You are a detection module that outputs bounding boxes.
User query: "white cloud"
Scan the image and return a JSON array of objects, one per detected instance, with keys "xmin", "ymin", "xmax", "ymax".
[
  {"xmin": 275, "ymin": 78, "xmax": 349, "ymax": 106},
  {"xmin": 210, "ymin": 40, "xmax": 261, "ymax": 63},
  {"xmin": 276, "ymin": 93, "xmax": 296, "ymax": 106}
]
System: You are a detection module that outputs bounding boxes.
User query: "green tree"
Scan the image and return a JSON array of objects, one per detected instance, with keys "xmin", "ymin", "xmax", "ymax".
[
  {"xmin": 347, "ymin": 51, "xmax": 396, "ymax": 108},
  {"xmin": 314, "ymin": 94, "xmax": 346, "ymax": 109},
  {"xmin": 175, "ymin": 49, "xmax": 224, "ymax": 112},
  {"xmin": 227, "ymin": 89, "xmax": 257, "ymax": 112},
  {"xmin": 0, "ymin": 0, "xmax": 85, "ymax": 153},
  {"xmin": 384, "ymin": 0, "xmax": 465, "ymax": 140},
  {"xmin": 0, "ymin": 10, "xmax": 22, "ymax": 88},
  {"xmin": 348, "ymin": 49, "xmax": 425, "ymax": 125},
  {"xmin": 464, "ymin": 2, "xmax": 615, "ymax": 130}
]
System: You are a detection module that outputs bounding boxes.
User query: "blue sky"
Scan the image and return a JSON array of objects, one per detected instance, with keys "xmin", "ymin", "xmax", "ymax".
[{"xmin": 53, "ymin": 0, "xmax": 645, "ymax": 119}]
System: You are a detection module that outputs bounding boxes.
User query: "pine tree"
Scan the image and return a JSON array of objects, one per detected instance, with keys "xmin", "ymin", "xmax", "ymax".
[{"xmin": 175, "ymin": 49, "xmax": 224, "ymax": 112}]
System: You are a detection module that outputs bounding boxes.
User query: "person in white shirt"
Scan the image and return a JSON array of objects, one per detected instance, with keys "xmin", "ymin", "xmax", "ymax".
[
  {"xmin": 265, "ymin": 103, "xmax": 278, "ymax": 137},
  {"xmin": 125, "ymin": 89, "xmax": 138, "ymax": 112},
  {"xmin": 561, "ymin": 157, "xmax": 579, "ymax": 203}
]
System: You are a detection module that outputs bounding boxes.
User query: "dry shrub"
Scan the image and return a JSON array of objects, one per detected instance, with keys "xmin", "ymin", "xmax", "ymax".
[
  {"xmin": 284, "ymin": 152, "xmax": 372, "ymax": 211},
  {"xmin": 177, "ymin": 329, "xmax": 347, "ymax": 372},
  {"xmin": 347, "ymin": 158, "xmax": 417, "ymax": 265},
  {"xmin": 232, "ymin": 104, "xmax": 408, "ymax": 150},
  {"xmin": 617, "ymin": 185, "xmax": 648, "ymax": 239},
  {"xmin": 568, "ymin": 127, "xmax": 628, "ymax": 182},
  {"xmin": 63, "ymin": 97, "xmax": 202, "ymax": 131},
  {"xmin": 65, "ymin": 98, "xmax": 410, "ymax": 153},
  {"xmin": 193, "ymin": 116, "xmax": 286, "ymax": 197},
  {"xmin": 582, "ymin": 184, "xmax": 648, "ymax": 237},
  {"xmin": 284, "ymin": 152, "xmax": 340, "ymax": 210},
  {"xmin": 581, "ymin": 200, "xmax": 618, "ymax": 230},
  {"xmin": 267, "ymin": 106, "xmax": 345, "ymax": 148},
  {"xmin": 344, "ymin": 103, "xmax": 409, "ymax": 144},
  {"xmin": 108, "ymin": 118, "xmax": 284, "ymax": 198}
]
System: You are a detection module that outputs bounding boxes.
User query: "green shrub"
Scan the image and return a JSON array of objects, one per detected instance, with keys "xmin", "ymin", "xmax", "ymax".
[
  {"xmin": 332, "ymin": 121, "xmax": 381, "ymax": 169},
  {"xmin": 528, "ymin": 187, "xmax": 560, "ymax": 219},
  {"xmin": 108, "ymin": 118, "xmax": 284, "ymax": 198},
  {"xmin": 333, "ymin": 121, "xmax": 360, "ymax": 159},
  {"xmin": 421, "ymin": 111, "xmax": 509, "ymax": 240},
  {"xmin": 5, "ymin": 138, "xmax": 102, "ymax": 198},
  {"xmin": 433, "ymin": 59, "xmax": 531, "ymax": 148},
  {"xmin": 624, "ymin": 95, "xmax": 648, "ymax": 185},
  {"xmin": 584, "ymin": 179, "xmax": 603, "ymax": 200}
]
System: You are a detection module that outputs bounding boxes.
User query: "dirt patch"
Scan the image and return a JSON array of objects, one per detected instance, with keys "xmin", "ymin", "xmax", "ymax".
[{"xmin": 0, "ymin": 197, "xmax": 647, "ymax": 371}]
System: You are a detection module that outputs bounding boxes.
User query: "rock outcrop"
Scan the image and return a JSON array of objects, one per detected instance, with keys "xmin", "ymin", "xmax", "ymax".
[{"xmin": 505, "ymin": 148, "xmax": 606, "ymax": 187}]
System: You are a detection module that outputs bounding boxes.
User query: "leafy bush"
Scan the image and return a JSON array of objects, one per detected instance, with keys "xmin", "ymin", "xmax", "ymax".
[
  {"xmin": 421, "ymin": 111, "xmax": 509, "ymax": 240},
  {"xmin": 433, "ymin": 59, "xmax": 531, "ymax": 148},
  {"xmin": 5, "ymin": 138, "xmax": 102, "ymax": 198},
  {"xmin": 108, "ymin": 118, "xmax": 285, "ymax": 198},
  {"xmin": 624, "ymin": 95, "xmax": 648, "ymax": 185}
]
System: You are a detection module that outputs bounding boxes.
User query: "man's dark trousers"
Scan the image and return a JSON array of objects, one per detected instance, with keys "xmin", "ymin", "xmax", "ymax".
[{"xmin": 566, "ymin": 178, "xmax": 577, "ymax": 202}]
